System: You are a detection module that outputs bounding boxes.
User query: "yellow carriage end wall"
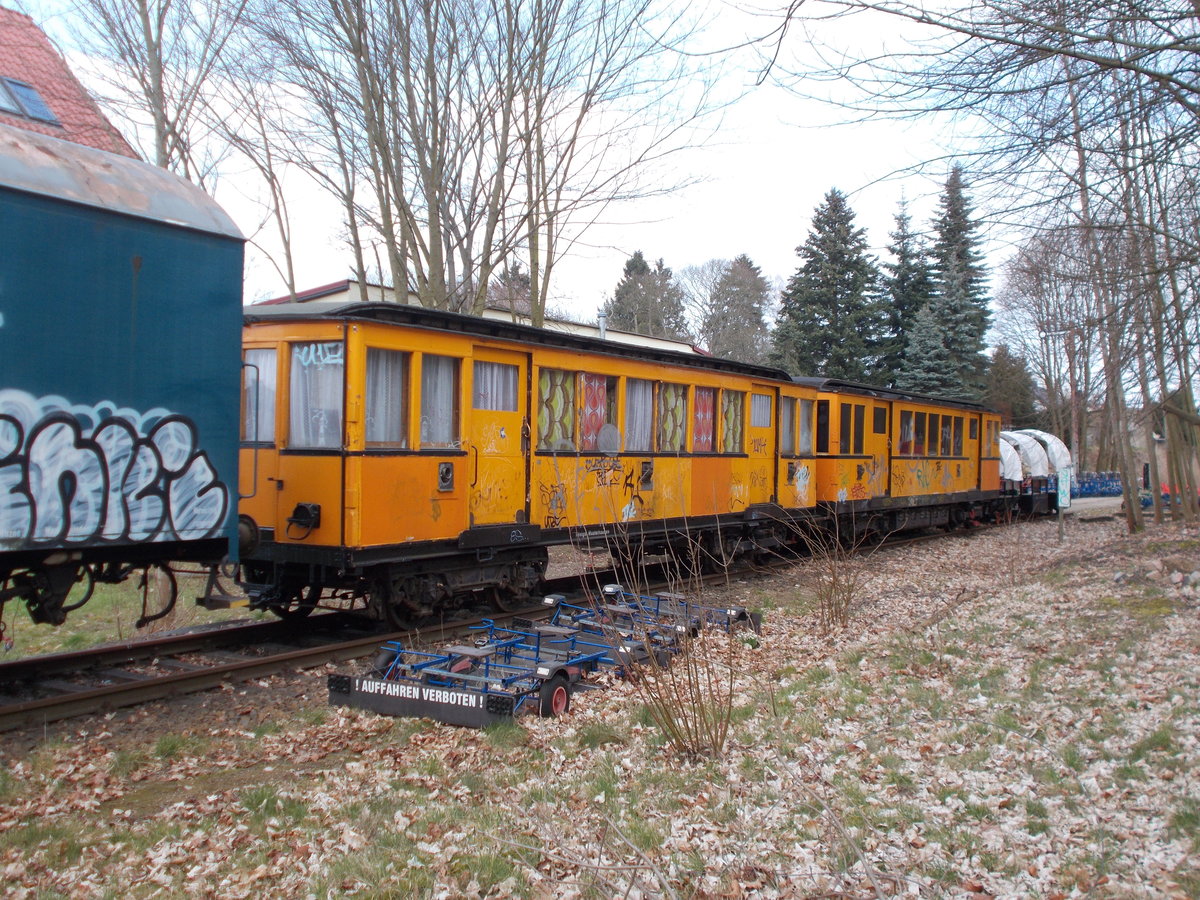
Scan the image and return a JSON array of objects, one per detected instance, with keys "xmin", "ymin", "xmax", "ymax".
[{"xmin": 240, "ymin": 320, "xmax": 348, "ymax": 551}]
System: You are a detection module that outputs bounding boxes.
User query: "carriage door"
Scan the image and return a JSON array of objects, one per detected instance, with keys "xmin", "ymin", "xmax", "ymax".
[
  {"xmin": 748, "ymin": 387, "xmax": 777, "ymax": 504},
  {"xmin": 468, "ymin": 348, "xmax": 531, "ymax": 526}
]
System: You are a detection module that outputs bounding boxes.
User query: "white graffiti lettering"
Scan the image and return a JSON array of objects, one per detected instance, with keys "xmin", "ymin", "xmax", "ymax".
[{"xmin": 0, "ymin": 389, "xmax": 229, "ymax": 550}]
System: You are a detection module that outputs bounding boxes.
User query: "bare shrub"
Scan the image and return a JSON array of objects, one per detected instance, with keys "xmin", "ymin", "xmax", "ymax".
[
  {"xmin": 793, "ymin": 515, "xmax": 880, "ymax": 631},
  {"xmin": 624, "ymin": 625, "xmax": 738, "ymax": 760}
]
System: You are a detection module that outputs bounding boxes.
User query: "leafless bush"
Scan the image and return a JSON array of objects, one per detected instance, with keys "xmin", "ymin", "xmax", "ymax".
[
  {"xmin": 793, "ymin": 515, "xmax": 880, "ymax": 632},
  {"xmin": 624, "ymin": 625, "xmax": 737, "ymax": 760}
]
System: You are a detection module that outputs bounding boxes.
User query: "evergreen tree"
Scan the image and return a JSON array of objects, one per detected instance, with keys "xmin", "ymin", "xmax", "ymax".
[
  {"xmin": 928, "ymin": 165, "xmax": 990, "ymax": 397},
  {"xmin": 894, "ymin": 301, "xmax": 960, "ymax": 397},
  {"xmin": 880, "ymin": 201, "xmax": 935, "ymax": 382},
  {"xmin": 700, "ymin": 254, "xmax": 772, "ymax": 364},
  {"xmin": 771, "ymin": 189, "xmax": 887, "ymax": 381},
  {"xmin": 603, "ymin": 251, "xmax": 691, "ymax": 341},
  {"xmin": 984, "ymin": 344, "xmax": 1039, "ymax": 427},
  {"xmin": 487, "ymin": 262, "xmax": 532, "ymax": 318}
]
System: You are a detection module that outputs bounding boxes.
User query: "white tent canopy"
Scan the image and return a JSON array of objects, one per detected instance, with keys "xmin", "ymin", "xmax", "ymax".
[
  {"xmin": 1016, "ymin": 429, "xmax": 1073, "ymax": 473},
  {"xmin": 1000, "ymin": 431, "xmax": 1050, "ymax": 478},
  {"xmin": 998, "ymin": 440, "xmax": 1024, "ymax": 482}
]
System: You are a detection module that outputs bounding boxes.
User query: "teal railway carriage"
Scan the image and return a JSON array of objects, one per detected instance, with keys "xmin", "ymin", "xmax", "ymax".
[{"xmin": 0, "ymin": 123, "xmax": 244, "ymax": 628}]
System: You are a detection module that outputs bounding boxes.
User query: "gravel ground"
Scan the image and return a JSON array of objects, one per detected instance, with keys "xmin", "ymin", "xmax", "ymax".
[{"xmin": 2, "ymin": 505, "xmax": 1198, "ymax": 899}]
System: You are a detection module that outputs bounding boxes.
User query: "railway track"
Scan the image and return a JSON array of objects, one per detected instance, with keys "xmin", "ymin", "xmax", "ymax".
[
  {"xmin": 0, "ymin": 592, "xmax": 572, "ymax": 734},
  {"xmin": 0, "ymin": 522, "xmax": 1000, "ymax": 734}
]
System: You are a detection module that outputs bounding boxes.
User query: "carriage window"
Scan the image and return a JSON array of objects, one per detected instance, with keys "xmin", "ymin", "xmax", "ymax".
[
  {"xmin": 899, "ymin": 410, "xmax": 914, "ymax": 455},
  {"xmin": 288, "ymin": 342, "xmax": 344, "ymax": 449},
  {"xmin": 816, "ymin": 400, "xmax": 830, "ymax": 454},
  {"xmin": 969, "ymin": 418, "xmax": 978, "ymax": 441},
  {"xmin": 941, "ymin": 416, "xmax": 953, "ymax": 456},
  {"xmin": 472, "ymin": 361, "xmax": 518, "ymax": 412},
  {"xmin": 242, "ymin": 348, "xmax": 276, "ymax": 444},
  {"xmin": 839, "ymin": 402, "xmax": 852, "ymax": 454},
  {"xmin": 693, "ymin": 387, "xmax": 716, "ymax": 452},
  {"xmin": 799, "ymin": 399, "xmax": 814, "ymax": 455},
  {"xmin": 750, "ymin": 393, "xmax": 772, "ymax": 428},
  {"xmin": 538, "ymin": 368, "xmax": 576, "ymax": 451},
  {"xmin": 873, "ymin": 406, "xmax": 887, "ymax": 435},
  {"xmin": 420, "ymin": 355, "xmax": 459, "ymax": 448},
  {"xmin": 780, "ymin": 397, "xmax": 797, "ymax": 455},
  {"xmin": 366, "ymin": 348, "xmax": 408, "ymax": 447},
  {"xmin": 853, "ymin": 404, "xmax": 865, "ymax": 455},
  {"xmin": 914, "ymin": 412, "xmax": 927, "ymax": 455},
  {"xmin": 953, "ymin": 416, "xmax": 964, "ymax": 456},
  {"xmin": 658, "ymin": 383, "xmax": 687, "ymax": 453},
  {"xmin": 928, "ymin": 413, "xmax": 940, "ymax": 455},
  {"xmin": 625, "ymin": 378, "xmax": 654, "ymax": 452},
  {"xmin": 580, "ymin": 373, "xmax": 618, "ymax": 451},
  {"xmin": 721, "ymin": 391, "xmax": 745, "ymax": 454}
]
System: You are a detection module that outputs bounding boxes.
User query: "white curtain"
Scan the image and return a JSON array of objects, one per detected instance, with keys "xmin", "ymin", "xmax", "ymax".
[
  {"xmin": 751, "ymin": 393, "xmax": 772, "ymax": 428},
  {"xmin": 798, "ymin": 399, "xmax": 814, "ymax": 455},
  {"xmin": 421, "ymin": 355, "xmax": 459, "ymax": 447},
  {"xmin": 780, "ymin": 397, "xmax": 796, "ymax": 454},
  {"xmin": 366, "ymin": 348, "xmax": 407, "ymax": 446},
  {"xmin": 625, "ymin": 378, "xmax": 653, "ymax": 452},
  {"xmin": 473, "ymin": 361, "xmax": 518, "ymax": 411},
  {"xmin": 242, "ymin": 348, "xmax": 276, "ymax": 443},
  {"xmin": 289, "ymin": 342, "xmax": 344, "ymax": 448}
]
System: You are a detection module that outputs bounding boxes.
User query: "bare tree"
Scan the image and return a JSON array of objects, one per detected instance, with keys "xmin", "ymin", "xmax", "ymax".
[
  {"xmin": 764, "ymin": 0, "xmax": 1200, "ymax": 529},
  {"xmin": 70, "ymin": 0, "xmax": 248, "ymax": 185},
  {"xmin": 250, "ymin": 0, "xmax": 718, "ymax": 316}
]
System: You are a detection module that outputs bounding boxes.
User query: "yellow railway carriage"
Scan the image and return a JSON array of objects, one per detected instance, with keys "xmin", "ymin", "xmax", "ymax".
[
  {"xmin": 237, "ymin": 302, "xmax": 818, "ymax": 625},
  {"xmin": 796, "ymin": 378, "xmax": 1004, "ymax": 531},
  {"xmin": 235, "ymin": 303, "xmax": 1016, "ymax": 625}
]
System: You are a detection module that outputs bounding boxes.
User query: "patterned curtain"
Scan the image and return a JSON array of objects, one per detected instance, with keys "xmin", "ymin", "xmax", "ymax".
[
  {"xmin": 693, "ymin": 387, "xmax": 715, "ymax": 452},
  {"xmin": 657, "ymin": 383, "xmax": 686, "ymax": 452},
  {"xmin": 538, "ymin": 368, "xmax": 575, "ymax": 450},
  {"xmin": 721, "ymin": 390, "xmax": 744, "ymax": 454},
  {"xmin": 579, "ymin": 373, "xmax": 608, "ymax": 451}
]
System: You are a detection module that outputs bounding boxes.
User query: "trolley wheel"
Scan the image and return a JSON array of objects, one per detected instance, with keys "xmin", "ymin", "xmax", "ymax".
[
  {"xmin": 270, "ymin": 583, "xmax": 320, "ymax": 620},
  {"xmin": 538, "ymin": 674, "xmax": 571, "ymax": 718}
]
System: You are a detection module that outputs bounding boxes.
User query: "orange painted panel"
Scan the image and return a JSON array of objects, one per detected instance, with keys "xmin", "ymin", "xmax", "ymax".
[
  {"xmin": 691, "ymin": 457, "xmax": 732, "ymax": 516},
  {"xmin": 355, "ymin": 455, "xmax": 467, "ymax": 546}
]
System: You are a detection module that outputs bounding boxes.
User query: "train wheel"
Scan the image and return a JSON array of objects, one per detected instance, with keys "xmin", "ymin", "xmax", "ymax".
[
  {"xmin": 538, "ymin": 674, "xmax": 571, "ymax": 717},
  {"xmin": 270, "ymin": 584, "xmax": 320, "ymax": 620},
  {"xmin": 491, "ymin": 585, "xmax": 523, "ymax": 613}
]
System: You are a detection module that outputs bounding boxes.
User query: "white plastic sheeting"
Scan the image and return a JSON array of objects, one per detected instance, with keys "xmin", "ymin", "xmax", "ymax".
[
  {"xmin": 998, "ymin": 440, "xmax": 1024, "ymax": 482},
  {"xmin": 1000, "ymin": 431, "xmax": 1051, "ymax": 478},
  {"xmin": 1016, "ymin": 430, "xmax": 1073, "ymax": 473},
  {"xmin": 1017, "ymin": 429, "xmax": 1074, "ymax": 508}
]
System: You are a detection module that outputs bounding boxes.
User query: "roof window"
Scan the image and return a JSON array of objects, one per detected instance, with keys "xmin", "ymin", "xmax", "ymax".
[{"xmin": 0, "ymin": 78, "xmax": 59, "ymax": 125}]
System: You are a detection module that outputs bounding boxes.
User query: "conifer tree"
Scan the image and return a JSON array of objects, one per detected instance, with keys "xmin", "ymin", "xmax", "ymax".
[
  {"xmin": 894, "ymin": 301, "xmax": 960, "ymax": 397},
  {"xmin": 772, "ymin": 189, "xmax": 886, "ymax": 381},
  {"xmin": 603, "ymin": 251, "xmax": 691, "ymax": 341},
  {"xmin": 880, "ymin": 201, "xmax": 935, "ymax": 381},
  {"xmin": 699, "ymin": 254, "xmax": 772, "ymax": 364},
  {"xmin": 928, "ymin": 165, "xmax": 990, "ymax": 396},
  {"xmin": 984, "ymin": 344, "xmax": 1039, "ymax": 427}
]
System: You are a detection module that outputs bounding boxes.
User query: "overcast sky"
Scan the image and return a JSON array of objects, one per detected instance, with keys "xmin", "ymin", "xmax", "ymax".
[{"xmin": 26, "ymin": 0, "xmax": 995, "ymax": 320}]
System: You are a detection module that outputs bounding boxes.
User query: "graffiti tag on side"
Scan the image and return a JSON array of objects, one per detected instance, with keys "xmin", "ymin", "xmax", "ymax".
[{"xmin": 0, "ymin": 389, "xmax": 229, "ymax": 547}]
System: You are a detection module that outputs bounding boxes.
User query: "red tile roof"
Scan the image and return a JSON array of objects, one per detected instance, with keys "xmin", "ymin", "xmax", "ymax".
[{"xmin": 0, "ymin": 6, "xmax": 137, "ymax": 158}]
